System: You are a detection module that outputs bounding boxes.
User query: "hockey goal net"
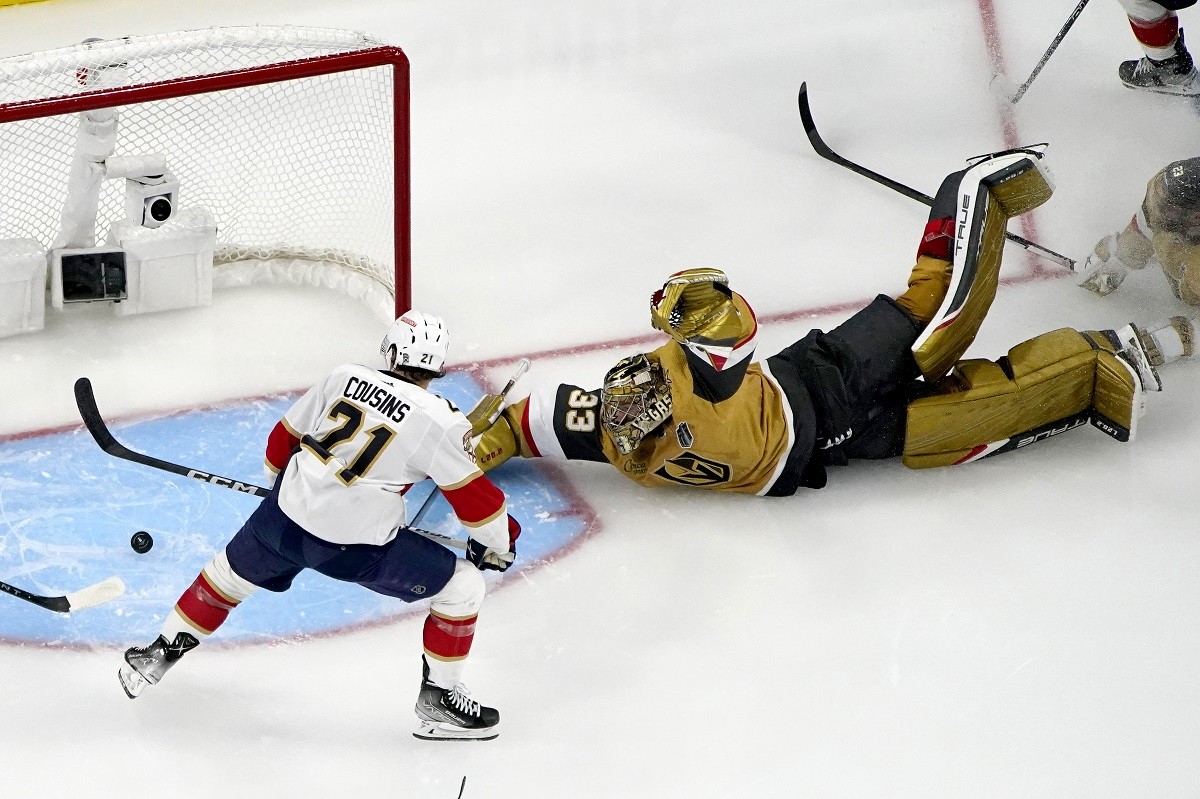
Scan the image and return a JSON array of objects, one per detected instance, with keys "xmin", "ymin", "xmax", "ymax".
[{"xmin": 0, "ymin": 26, "xmax": 409, "ymax": 323}]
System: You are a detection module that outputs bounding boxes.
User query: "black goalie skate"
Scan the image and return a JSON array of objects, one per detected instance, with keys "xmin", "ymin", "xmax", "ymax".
[{"xmin": 413, "ymin": 656, "xmax": 499, "ymax": 741}]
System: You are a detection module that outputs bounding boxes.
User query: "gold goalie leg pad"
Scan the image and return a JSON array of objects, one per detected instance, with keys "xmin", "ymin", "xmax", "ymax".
[
  {"xmin": 1084, "ymin": 330, "xmax": 1143, "ymax": 442},
  {"xmin": 911, "ymin": 151, "xmax": 1055, "ymax": 381},
  {"xmin": 902, "ymin": 327, "xmax": 1137, "ymax": 469}
]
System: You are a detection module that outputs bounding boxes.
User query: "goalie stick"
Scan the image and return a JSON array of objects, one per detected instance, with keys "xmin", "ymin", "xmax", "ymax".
[
  {"xmin": 0, "ymin": 575, "xmax": 125, "ymax": 613},
  {"xmin": 796, "ymin": 82, "xmax": 1076, "ymax": 271}
]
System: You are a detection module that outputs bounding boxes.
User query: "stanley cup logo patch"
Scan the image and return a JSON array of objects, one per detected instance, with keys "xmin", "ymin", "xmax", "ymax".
[{"xmin": 675, "ymin": 421, "xmax": 694, "ymax": 449}]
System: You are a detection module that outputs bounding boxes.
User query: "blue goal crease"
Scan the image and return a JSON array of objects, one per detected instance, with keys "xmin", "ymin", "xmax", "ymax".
[{"xmin": 0, "ymin": 371, "xmax": 587, "ymax": 647}]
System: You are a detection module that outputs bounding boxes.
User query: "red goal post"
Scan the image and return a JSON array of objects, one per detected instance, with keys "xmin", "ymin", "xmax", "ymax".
[{"xmin": 0, "ymin": 27, "xmax": 410, "ymax": 322}]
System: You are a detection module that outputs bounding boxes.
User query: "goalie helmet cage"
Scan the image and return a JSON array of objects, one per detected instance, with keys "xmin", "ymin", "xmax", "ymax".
[{"xmin": 0, "ymin": 26, "xmax": 410, "ymax": 323}]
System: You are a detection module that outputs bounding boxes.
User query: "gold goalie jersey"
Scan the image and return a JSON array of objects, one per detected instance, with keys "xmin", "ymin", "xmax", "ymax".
[{"xmin": 476, "ymin": 292, "xmax": 801, "ymax": 495}]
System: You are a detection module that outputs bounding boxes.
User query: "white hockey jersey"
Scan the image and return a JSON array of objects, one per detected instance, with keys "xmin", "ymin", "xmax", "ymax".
[{"xmin": 272, "ymin": 364, "xmax": 510, "ymax": 551}]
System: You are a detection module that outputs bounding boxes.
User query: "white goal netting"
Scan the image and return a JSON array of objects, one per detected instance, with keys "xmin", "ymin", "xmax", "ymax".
[{"xmin": 0, "ymin": 26, "xmax": 408, "ymax": 323}]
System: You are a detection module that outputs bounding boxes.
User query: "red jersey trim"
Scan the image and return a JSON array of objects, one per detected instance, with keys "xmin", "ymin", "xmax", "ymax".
[{"xmin": 265, "ymin": 420, "xmax": 300, "ymax": 473}]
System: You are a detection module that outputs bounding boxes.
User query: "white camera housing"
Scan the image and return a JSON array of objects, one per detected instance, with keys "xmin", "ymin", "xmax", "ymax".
[
  {"xmin": 124, "ymin": 173, "xmax": 178, "ymax": 229},
  {"xmin": 106, "ymin": 206, "xmax": 216, "ymax": 317},
  {"xmin": 106, "ymin": 155, "xmax": 178, "ymax": 229}
]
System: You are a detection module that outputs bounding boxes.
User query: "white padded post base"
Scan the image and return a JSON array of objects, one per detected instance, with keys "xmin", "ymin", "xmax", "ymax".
[
  {"xmin": 0, "ymin": 239, "xmax": 47, "ymax": 338},
  {"xmin": 108, "ymin": 207, "xmax": 217, "ymax": 317}
]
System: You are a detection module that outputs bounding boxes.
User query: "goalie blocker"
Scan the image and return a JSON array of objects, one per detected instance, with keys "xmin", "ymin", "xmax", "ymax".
[{"xmin": 912, "ymin": 147, "xmax": 1055, "ymax": 381}]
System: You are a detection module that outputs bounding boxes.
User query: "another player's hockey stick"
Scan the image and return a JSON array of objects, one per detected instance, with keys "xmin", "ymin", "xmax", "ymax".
[
  {"xmin": 0, "ymin": 575, "xmax": 125, "ymax": 613},
  {"xmin": 797, "ymin": 83, "xmax": 1076, "ymax": 270},
  {"xmin": 74, "ymin": 377, "xmax": 465, "ymax": 552},
  {"xmin": 475, "ymin": 358, "xmax": 532, "ymax": 427},
  {"xmin": 75, "ymin": 360, "xmax": 532, "ymax": 553},
  {"xmin": 75, "ymin": 377, "xmax": 270, "ymax": 498},
  {"xmin": 991, "ymin": 0, "xmax": 1091, "ymax": 104}
]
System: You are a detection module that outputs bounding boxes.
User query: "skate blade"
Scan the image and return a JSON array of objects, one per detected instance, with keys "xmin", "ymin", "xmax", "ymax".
[
  {"xmin": 1121, "ymin": 80, "xmax": 1200, "ymax": 97},
  {"xmin": 413, "ymin": 720, "xmax": 498, "ymax": 741},
  {"xmin": 118, "ymin": 665, "xmax": 148, "ymax": 699}
]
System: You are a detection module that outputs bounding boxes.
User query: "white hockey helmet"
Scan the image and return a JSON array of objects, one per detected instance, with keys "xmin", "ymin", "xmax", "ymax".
[{"xmin": 381, "ymin": 311, "xmax": 449, "ymax": 378}]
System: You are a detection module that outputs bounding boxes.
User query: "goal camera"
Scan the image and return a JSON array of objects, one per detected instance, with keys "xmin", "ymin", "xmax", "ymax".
[
  {"xmin": 105, "ymin": 155, "xmax": 178, "ymax": 229},
  {"xmin": 55, "ymin": 247, "xmax": 127, "ymax": 303}
]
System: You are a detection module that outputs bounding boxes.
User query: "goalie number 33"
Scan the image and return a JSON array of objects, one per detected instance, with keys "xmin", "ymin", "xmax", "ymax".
[{"xmin": 564, "ymin": 389, "xmax": 598, "ymax": 432}]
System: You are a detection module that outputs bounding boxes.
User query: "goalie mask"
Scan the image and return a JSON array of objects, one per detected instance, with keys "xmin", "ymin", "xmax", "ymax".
[
  {"xmin": 601, "ymin": 354, "xmax": 672, "ymax": 455},
  {"xmin": 381, "ymin": 310, "xmax": 448, "ymax": 378}
]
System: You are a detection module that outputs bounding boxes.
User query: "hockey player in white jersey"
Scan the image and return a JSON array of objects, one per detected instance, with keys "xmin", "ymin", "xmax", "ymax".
[
  {"xmin": 1115, "ymin": 0, "xmax": 1200, "ymax": 95},
  {"xmin": 117, "ymin": 311, "xmax": 520, "ymax": 741}
]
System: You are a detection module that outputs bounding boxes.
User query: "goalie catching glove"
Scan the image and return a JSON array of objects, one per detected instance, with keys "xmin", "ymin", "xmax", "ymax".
[
  {"xmin": 650, "ymin": 268, "xmax": 744, "ymax": 344},
  {"xmin": 466, "ymin": 514, "xmax": 521, "ymax": 572}
]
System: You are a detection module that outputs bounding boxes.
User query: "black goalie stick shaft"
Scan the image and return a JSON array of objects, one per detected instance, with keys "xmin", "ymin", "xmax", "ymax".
[{"xmin": 797, "ymin": 82, "xmax": 1075, "ymax": 270}]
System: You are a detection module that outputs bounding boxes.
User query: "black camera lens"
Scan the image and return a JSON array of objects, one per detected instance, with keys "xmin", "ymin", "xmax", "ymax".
[{"xmin": 148, "ymin": 196, "xmax": 172, "ymax": 222}]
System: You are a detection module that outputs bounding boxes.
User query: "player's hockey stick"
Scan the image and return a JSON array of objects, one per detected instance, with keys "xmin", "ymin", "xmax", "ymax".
[
  {"xmin": 797, "ymin": 82, "xmax": 1076, "ymax": 270},
  {"xmin": 991, "ymin": 0, "xmax": 1091, "ymax": 104},
  {"xmin": 75, "ymin": 377, "xmax": 270, "ymax": 498},
  {"xmin": 0, "ymin": 575, "xmax": 125, "ymax": 613},
  {"xmin": 74, "ymin": 377, "xmax": 465, "ymax": 551},
  {"xmin": 407, "ymin": 358, "xmax": 531, "ymax": 530},
  {"xmin": 75, "ymin": 361, "xmax": 532, "ymax": 553}
]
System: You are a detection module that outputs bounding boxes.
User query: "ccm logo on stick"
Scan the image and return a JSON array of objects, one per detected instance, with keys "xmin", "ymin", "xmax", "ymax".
[{"xmin": 186, "ymin": 470, "xmax": 262, "ymax": 494}]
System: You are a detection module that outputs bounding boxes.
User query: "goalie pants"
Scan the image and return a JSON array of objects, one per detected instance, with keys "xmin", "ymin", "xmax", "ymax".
[
  {"xmin": 223, "ymin": 472, "xmax": 458, "ymax": 602},
  {"xmin": 765, "ymin": 295, "xmax": 926, "ymax": 495}
]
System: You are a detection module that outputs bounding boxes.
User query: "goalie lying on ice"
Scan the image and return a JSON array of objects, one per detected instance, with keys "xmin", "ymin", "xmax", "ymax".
[{"xmin": 472, "ymin": 150, "xmax": 1196, "ymax": 495}]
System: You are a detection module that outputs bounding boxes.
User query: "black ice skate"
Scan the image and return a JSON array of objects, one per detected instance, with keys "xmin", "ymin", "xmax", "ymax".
[
  {"xmin": 117, "ymin": 632, "xmax": 198, "ymax": 699},
  {"xmin": 413, "ymin": 656, "xmax": 499, "ymax": 741},
  {"xmin": 1119, "ymin": 30, "xmax": 1200, "ymax": 96}
]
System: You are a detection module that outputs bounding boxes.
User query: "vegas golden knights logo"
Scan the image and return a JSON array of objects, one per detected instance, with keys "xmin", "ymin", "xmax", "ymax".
[{"xmin": 654, "ymin": 453, "xmax": 731, "ymax": 486}]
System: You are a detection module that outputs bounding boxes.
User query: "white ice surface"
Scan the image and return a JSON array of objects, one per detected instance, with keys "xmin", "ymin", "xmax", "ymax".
[{"xmin": 2, "ymin": 0, "xmax": 1200, "ymax": 796}]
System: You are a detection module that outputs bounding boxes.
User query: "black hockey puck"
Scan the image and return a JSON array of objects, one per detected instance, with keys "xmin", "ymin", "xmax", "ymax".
[{"xmin": 130, "ymin": 531, "xmax": 154, "ymax": 554}]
